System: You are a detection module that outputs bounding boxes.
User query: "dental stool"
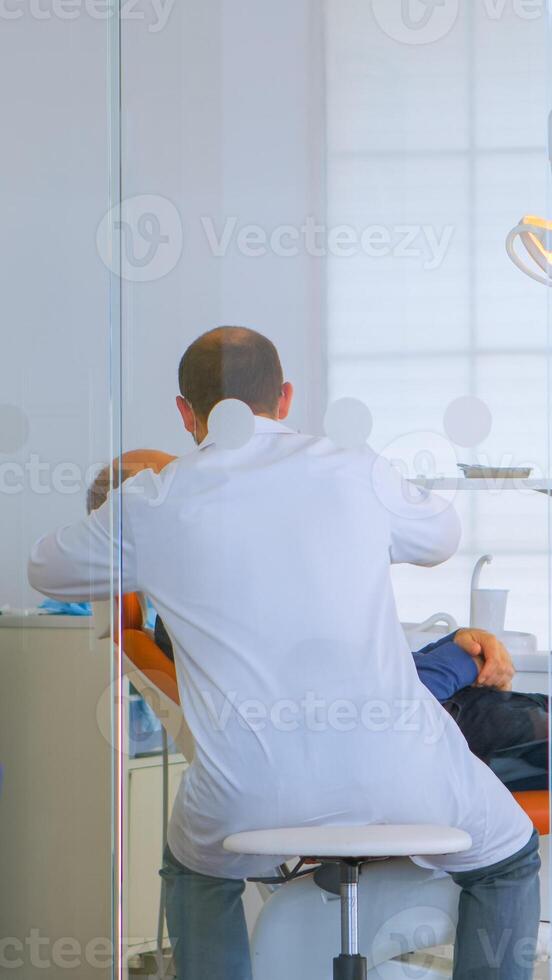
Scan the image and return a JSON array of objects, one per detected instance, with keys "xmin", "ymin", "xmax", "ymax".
[{"xmin": 224, "ymin": 823, "xmax": 471, "ymax": 980}]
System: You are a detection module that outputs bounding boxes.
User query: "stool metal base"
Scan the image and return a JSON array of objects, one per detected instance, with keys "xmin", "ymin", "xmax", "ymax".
[{"xmin": 333, "ymin": 953, "xmax": 368, "ymax": 980}]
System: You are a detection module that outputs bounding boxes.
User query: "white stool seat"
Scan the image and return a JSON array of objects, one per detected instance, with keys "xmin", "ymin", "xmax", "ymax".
[{"xmin": 223, "ymin": 824, "xmax": 472, "ymax": 859}]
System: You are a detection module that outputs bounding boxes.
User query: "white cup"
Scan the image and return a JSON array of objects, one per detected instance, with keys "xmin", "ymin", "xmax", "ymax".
[{"xmin": 470, "ymin": 589, "xmax": 509, "ymax": 634}]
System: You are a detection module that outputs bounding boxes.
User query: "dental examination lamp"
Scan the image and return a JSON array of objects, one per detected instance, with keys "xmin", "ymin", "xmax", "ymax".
[
  {"xmin": 505, "ymin": 112, "xmax": 552, "ymax": 285},
  {"xmin": 506, "ymin": 214, "xmax": 552, "ymax": 285}
]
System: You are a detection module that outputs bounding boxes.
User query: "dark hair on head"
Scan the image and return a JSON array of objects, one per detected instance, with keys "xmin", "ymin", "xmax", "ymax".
[{"xmin": 178, "ymin": 326, "xmax": 284, "ymax": 421}]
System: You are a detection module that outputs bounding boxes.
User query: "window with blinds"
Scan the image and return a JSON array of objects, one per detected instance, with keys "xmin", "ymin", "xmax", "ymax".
[{"xmin": 325, "ymin": 0, "xmax": 550, "ymax": 643}]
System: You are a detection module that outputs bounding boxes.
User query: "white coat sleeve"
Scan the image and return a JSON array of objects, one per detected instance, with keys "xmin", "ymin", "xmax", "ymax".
[
  {"xmin": 28, "ymin": 493, "xmax": 139, "ymax": 602},
  {"xmin": 371, "ymin": 454, "xmax": 461, "ymax": 567}
]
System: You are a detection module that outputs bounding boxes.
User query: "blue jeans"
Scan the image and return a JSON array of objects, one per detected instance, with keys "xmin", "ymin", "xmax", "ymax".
[
  {"xmin": 160, "ymin": 846, "xmax": 253, "ymax": 980},
  {"xmin": 449, "ymin": 829, "xmax": 541, "ymax": 978},
  {"xmin": 160, "ymin": 830, "xmax": 540, "ymax": 980}
]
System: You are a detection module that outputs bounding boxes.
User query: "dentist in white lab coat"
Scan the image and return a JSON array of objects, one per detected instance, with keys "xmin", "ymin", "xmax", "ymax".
[{"xmin": 29, "ymin": 326, "xmax": 539, "ymax": 980}]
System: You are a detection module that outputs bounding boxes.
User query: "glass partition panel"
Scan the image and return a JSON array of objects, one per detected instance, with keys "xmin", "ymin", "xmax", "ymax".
[
  {"xmin": 0, "ymin": 7, "xmax": 120, "ymax": 980},
  {"xmin": 116, "ymin": 4, "xmax": 327, "ymax": 969},
  {"xmin": 116, "ymin": 3, "xmax": 550, "ymax": 978}
]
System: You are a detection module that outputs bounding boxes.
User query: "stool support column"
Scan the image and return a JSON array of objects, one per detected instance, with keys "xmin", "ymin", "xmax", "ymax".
[
  {"xmin": 341, "ymin": 868, "xmax": 359, "ymax": 954},
  {"xmin": 333, "ymin": 862, "xmax": 367, "ymax": 980}
]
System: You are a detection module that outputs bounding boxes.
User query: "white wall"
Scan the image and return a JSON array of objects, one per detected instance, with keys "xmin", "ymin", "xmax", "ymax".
[
  {"xmin": 3, "ymin": 0, "xmax": 326, "ymax": 608},
  {"xmin": 218, "ymin": 0, "xmax": 326, "ymax": 430},
  {"xmin": 121, "ymin": 0, "xmax": 326, "ymax": 451},
  {"xmin": 0, "ymin": 9, "xmax": 111, "ymax": 609}
]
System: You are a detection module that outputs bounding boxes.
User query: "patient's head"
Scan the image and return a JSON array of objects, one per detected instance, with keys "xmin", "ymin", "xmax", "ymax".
[
  {"xmin": 177, "ymin": 326, "xmax": 293, "ymax": 443},
  {"xmin": 87, "ymin": 449, "xmax": 176, "ymax": 513}
]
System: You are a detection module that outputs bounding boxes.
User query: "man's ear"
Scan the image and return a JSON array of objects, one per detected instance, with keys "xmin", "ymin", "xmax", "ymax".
[
  {"xmin": 277, "ymin": 382, "xmax": 294, "ymax": 420},
  {"xmin": 176, "ymin": 395, "xmax": 197, "ymax": 436}
]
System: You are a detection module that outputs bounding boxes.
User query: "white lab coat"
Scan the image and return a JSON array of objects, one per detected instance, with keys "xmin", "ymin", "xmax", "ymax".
[{"xmin": 29, "ymin": 417, "xmax": 531, "ymax": 878}]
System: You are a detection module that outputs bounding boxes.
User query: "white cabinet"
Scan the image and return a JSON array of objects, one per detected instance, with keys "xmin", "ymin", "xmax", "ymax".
[
  {"xmin": 126, "ymin": 757, "xmax": 187, "ymax": 953},
  {"xmin": 0, "ymin": 616, "xmax": 264, "ymax": 979},
  {"xmin": 0, "ymin": 618, "xmax": 113, "ymax": 980},
  {"xmin": 0, "ymin": 617, "xmax": 188, "ymax": 977}
]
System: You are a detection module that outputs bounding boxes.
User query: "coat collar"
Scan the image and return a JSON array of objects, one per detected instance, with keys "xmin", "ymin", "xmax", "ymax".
[{"xmin": 198, "ymin": 414, "xmax": 296, "ymax": 450}]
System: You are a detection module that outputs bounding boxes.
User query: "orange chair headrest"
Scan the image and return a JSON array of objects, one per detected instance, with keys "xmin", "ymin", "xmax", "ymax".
[
  {"xmin": 117, "ymin": 587, "xmax": 179, "ymax": 706},
  {"xmin": 119, "ymin": 593, "xmax": 145, "ymax": 631},
  {"xmin": 122, "ymin": 628, "xmax": 180, "ymax": 705}
]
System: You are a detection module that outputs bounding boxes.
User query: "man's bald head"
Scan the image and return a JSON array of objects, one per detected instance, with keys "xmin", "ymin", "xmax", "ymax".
[{"xmin": 178, "ymin": 326, "xmax": 284, "ymax": 423}]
